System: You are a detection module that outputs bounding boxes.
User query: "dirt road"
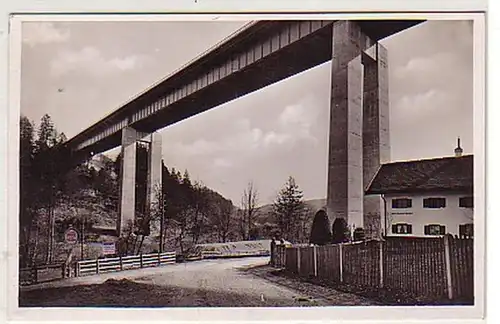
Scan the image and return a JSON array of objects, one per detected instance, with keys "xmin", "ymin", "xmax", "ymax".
[{"xmin": 19, "ymin": 257, "xmax": 374, "ymax": 307}]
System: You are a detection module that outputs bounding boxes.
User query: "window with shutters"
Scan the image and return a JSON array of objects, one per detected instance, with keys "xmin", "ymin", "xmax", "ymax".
[
  {"xmin": 424, "ymin": 224, "xmax": 446, "ymax": 235},
  {"xmin": 392, "ymin": 223, "xmax": 412, "ymax": 234},
  {"xmin": 459, "ymin": 223, "xmax": 474, "ymax": 238},
  {"xmin": 459, "ymin": 196, "xmax": 474, "ymax": 208},
  {"xmin": 423, "ymin": 197, "xmax": 446, "ymax": 208},
  {"xmin": 392, "ymin": 198, "xmax": 412, "ymax": 209}
]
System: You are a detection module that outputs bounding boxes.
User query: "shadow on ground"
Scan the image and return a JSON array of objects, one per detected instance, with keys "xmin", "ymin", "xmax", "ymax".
[
  {"xmin": 243, "ymin": 265, "xmax": 474, "ymax": 306},
  {"xmin": 19, "ymin": 278, "xmax": 320, "ymax": 308}
]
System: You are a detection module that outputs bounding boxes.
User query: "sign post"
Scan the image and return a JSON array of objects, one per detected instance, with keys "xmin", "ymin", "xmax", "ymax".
[{"xmin": 64, "ymin": 227, "xmax": 78, "ymax": 244}]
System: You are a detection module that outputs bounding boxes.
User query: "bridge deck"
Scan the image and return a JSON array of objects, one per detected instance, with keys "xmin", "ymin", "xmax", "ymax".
[{"xmin": 64, "ymin": 20, "xmax": 423, "ymax": 159}]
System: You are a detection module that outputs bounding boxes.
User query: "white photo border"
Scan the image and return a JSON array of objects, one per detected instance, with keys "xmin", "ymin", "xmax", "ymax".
[{"xmin": 0, "ymin": 1, "xmax": 490, "ymax": 323}]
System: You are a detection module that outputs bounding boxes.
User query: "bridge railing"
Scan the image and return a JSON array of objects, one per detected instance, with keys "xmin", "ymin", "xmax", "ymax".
[
  {"xmin": 76, "ymin": 251, "xmax": 176, "ymax": 277},
  {"xmin": 199, "ymin": 249, "xmax": 269, "ymax": 259}
]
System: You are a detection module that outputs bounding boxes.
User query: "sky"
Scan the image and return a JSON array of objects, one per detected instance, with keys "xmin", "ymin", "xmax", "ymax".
[{"xmin": 20, "ymin": 19, "xmax": 474, "ymax": 206}]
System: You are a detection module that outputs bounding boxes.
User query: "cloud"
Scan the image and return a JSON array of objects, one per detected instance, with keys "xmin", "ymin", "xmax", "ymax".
[
  {"xmin": 22, "ymin": 22, "xmax": 70, "ymax": 47},
  {"xmin": 393, "ymin": 89, "xmax": 451, "ymax": 122},
  {"xmin": 50, "ymin": 46, "xmax": 148, "ymax": 77},
  {"xmin": 277, "ymin": 98, "xmax": 320, "ymax": 143},
  {"xmin": 394, "ymin": 52, "xmax": 458, "ymax": 80},
  {"xmin": 171, "ymin": 95, "xmax": 322, "ymax": 163},
  {"xmin": 213, "ymin": 158, "xmax": 233, "ymax": 168},
  {"xmin": 178, "ymin": 138, "xmax": 221, "ymax": 156},
  {"xmin": 263, "ymin": 131, "xmax": 291, "ymax": 147}
]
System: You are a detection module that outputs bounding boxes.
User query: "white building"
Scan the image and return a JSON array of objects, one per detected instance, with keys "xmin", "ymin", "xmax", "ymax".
[{"xmin": 365, "ymin": 140, "xmax": 473, "ymax": 238}]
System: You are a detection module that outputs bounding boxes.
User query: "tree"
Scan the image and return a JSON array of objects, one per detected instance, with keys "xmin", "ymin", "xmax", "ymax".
[
  {"xmin": 297, "ymin": 204, "xmax": 315, "ymax": 243},
  {"xmin": 188, "ymin": 182, "xmax": 211, "ymax": 246},
  {"xmin": 211, "ymin": 198, "xmax": 233, "ymax": 242},
  {"xmin": 31, "ymin": 114, "xmax": 66, "ymax": 264},
  {"xmin": 272, "ymin": 176, "xmax": 305, "ymax": 241},
  {"xmin": 241, "ymin": 181, "xmax": 258, "ymax": 241},
  {"xmin": 19, "ymin": 115, "xmax": 36, "ymax": 267},
  {"xmin": 309, "ymin": 210, "xmax": 331, "ymax": 245},
  {"xmin": 331, "ymin": 217, "xmax": 350, "ymax": 244}
]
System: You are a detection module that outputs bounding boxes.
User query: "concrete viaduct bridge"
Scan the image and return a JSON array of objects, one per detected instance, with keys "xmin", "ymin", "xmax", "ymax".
[{"xmin": 61, "ymin": 19, "xmax": 423, "ymax": 236}]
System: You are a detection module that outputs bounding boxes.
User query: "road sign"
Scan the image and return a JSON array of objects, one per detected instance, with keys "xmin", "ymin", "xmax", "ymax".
[
  {"xmin": 102, "ymin": 242, "xmax": 116, "ymax": 255},
  {"xmin": 64, "ymin": 228, "xmax": 78, "ymax": 244}
]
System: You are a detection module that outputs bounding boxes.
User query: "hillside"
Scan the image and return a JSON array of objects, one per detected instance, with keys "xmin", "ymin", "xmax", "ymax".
[{"xmin": 255, "ymin": 198, "xmax": 326, "ymax": 224}]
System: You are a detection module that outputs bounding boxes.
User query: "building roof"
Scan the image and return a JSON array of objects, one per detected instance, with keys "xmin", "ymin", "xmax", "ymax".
[{"xmin": 365, "ymin": 155, "xmax": 473, "ymax": 195}]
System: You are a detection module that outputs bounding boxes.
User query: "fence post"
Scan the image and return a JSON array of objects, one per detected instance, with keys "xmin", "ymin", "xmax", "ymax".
[
  {"xmin": 379, "ymin": 240, "xmax": 384, "ymax": 288},
  {"xmin": 339, "ymin": 244, "xmax": 343, "ymax": 283},
  {"xmin": 140, "ymin": 253, "xmax": 143, "ymax": 268},
  {"xmin": 158, "ymin": 252, "xmax": 161, "ymax": 266},
  {"xmin": 443, "ymin": 234, "xmax": 454, "ymax": 300},
  {"xmin": 297, "ymin": 247, "xmax": 301, "ymax": 275},
  {"xmin": 313, "ymin": 245, "xmax": 318, "ymax": 277},
  {"xmin": 281, "ymin": 245, "xmax": 286, "ymax": 268},
  {"xmin": 96, "ymin": 259, "xmax": 100, "ymax": 274},
  {"xmin": 33, "ymin": 266, "xmax": 38, "ymax": 284},
  {"xmin": 279, "ymin": 246, "xmax": 283, "ymax": 268},
  {"xmin": 119, "ymin": 256, "xmax": 123, "ymax": 271}
]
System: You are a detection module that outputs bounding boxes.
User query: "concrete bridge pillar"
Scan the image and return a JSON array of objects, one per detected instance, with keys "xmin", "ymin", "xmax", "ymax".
[
  {"xmin": 146, "ymin": 132, "xmax": 163, "ymax": 216},
  {"xmin": 327, "ymin": 21, "xmax": 390, "ymax": 237},
  {"xmin": 117, "ymin": 126, "xmax": 162, "ymax": 237}
]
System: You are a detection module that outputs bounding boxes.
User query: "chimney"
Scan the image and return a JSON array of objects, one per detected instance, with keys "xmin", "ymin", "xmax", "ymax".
[{"xmin": 454, "ymin": 137, "xmax": 463, "ymax": 157}]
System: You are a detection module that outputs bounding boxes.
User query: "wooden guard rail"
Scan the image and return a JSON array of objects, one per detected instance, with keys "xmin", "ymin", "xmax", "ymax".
[{"xmin": 76, "ymin": 251, "xmax": 176, "ymax": 277}]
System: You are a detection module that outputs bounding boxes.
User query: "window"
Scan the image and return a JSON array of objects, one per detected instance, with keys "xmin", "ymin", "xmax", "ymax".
[
  {"xmin": 423, "ymin": 197, "xmax": 446, "ymax": 208},
  {"xmin": 392, "ymin": 223, "xmax": 412, "ymax": 234},
  {"xmin": 459, "ymin": 223, "xmax": 473, "ymax": 238},
  {"xmin": 424, "ymin": 224, "xmax": 446, "ymax": 235},
  {"xmin": 392, "ymin": 198, "xmax": 412, "ymax": 209},
  {"xmin": 459, "ymin": 196, "xmax": 474, "ymax": 208}
]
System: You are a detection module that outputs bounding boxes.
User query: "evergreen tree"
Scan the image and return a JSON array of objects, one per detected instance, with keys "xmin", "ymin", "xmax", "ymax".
[
  {"xmin": 19, "ymin": 116, "xmax": 36, "ymax": 267},
  {"xmin": 272, "ymin": 176, "xmax": 305, "ymax": 242},
  {"xmin": 331, "ymin": 217, "xmax": 350, "ymax": 244},
  {"xmin": 309, "ymin": 210, "xmax": 331, "ymax": 245},
  {"xmin": 35, "ymin": 114, "xmax": 57, "ymax": 153}
]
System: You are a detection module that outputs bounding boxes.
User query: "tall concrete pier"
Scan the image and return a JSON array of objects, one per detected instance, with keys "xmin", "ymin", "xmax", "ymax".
[
  {"xmin": 327, "ymin": 21, "xmax": 390, "ymax": 233},
  {"xmin": 117, "ymin": 127, "xmax": 162, "ymax": 236}
]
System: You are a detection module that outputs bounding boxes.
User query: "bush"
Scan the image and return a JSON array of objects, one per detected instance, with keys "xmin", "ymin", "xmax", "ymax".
[
  {"xmin": 331, "ymin": 218, "xmax": 350, "ymax": 244},
  {"xmin": 309, "ymin": 210, "xmax": 331, "ymax": 245}
]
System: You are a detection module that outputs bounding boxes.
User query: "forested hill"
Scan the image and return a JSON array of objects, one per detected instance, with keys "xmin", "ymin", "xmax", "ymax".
[
  {"xmin": 19, "ymin": 114, "xmax": 238, "ymax": 266},
  {"xmin": 19, "ymin": 113, "xmax": 321, "ymax": 267}
]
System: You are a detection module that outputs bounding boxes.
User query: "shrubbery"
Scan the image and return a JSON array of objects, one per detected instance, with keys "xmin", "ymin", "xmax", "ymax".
[{"xmin": 309, "ymin": 210, "xmax": 331, "ymax": 245}]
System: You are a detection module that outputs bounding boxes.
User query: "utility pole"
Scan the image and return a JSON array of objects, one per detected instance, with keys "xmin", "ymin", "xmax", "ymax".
[
  {"xmin": 80, "ymin": 218, "xmax": 85, "ymax": 260},
  {"xmin": 159, "ymin": 192, "xmax": 165, "ymax": 253}
]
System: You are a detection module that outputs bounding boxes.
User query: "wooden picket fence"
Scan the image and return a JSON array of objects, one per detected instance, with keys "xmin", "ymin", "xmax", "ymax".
[
  {"xmin": 19, "ymin": 263, "xmax": 67, "ymax": 286},
  {"xmin": 271, "ymin": 235, "xmax": 473, "ymax": 301},
  {"xmin": 76, "ymin": 251, "xmax": 176, "ymax": 277}
]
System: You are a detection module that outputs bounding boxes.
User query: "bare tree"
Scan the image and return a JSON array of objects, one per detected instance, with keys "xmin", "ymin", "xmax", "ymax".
[
  {"xmin": 241, "ymin": 181, "xmax": 259, "ymax": 240},
  {"xmin": 212, "ymin": 199, "xmax": 234, "ymax": 243},
  {"xmin": 297, "ymin": 204, "xmax": 315, "ymax": 243},
  {"xmin": 149, "ymin": 182, "xmax": 166, "ymax": 252}
]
